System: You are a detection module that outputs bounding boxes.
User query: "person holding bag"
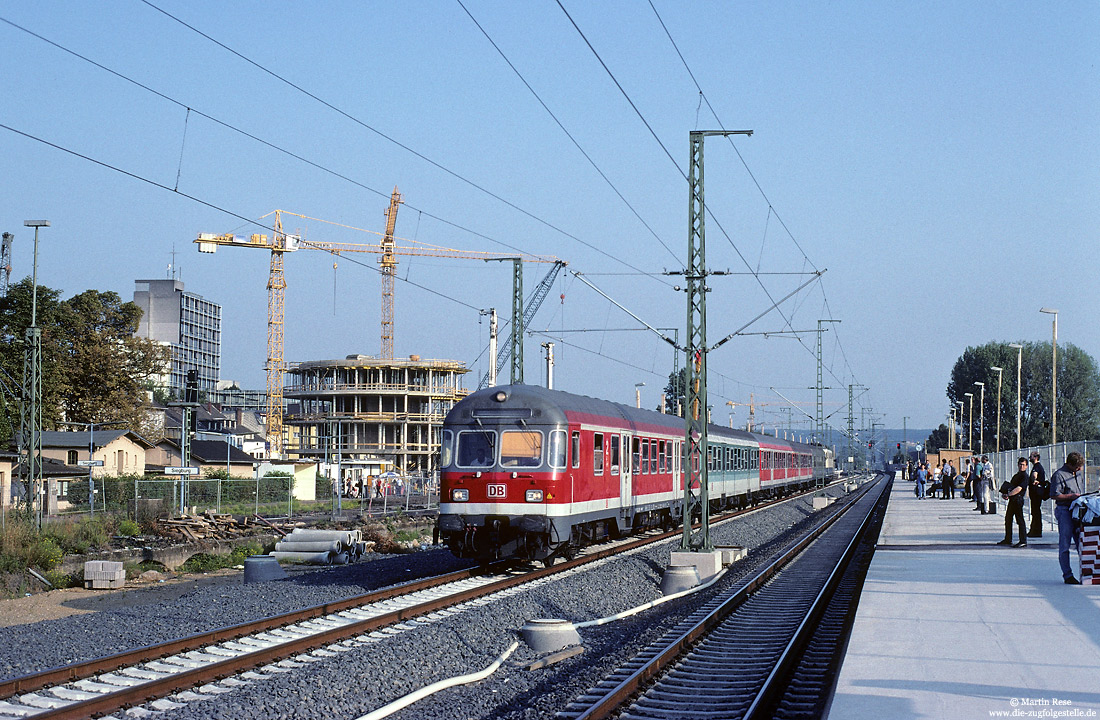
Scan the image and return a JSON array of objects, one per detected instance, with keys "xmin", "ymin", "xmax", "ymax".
[{"xmin": 997, "ymin": 458, "xmax": 1029, "ymax": 546}]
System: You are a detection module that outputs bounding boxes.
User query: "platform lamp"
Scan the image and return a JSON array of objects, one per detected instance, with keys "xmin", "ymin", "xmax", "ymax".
[
  {"xmin": 964, "ymin": 393, "xmax": 974, "ymax": 451},
  {"xmin": 1008, "ymin": 343, "xmax": 1023, "ymax": 450},
  {"xmin": 1039, "ymin": 308, "xmax": 1058, "ymax": 444},
  {"xmin": 634, "ymin": 382, "xmax": 645, "ymax": 409},
  {"xmin": 990, "ymin": 366, "xmax": 1003, "ymax": 453},
  {"xmin": 975, "ymin": 382, "xmax": 985, "ymax": 454},
  {"xmin": 956, "ymin": 400, "xmax": 964, "ymax": 450}
]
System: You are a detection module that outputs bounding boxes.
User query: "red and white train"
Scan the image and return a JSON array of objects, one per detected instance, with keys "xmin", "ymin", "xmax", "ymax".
[{"xmin": 437, "ymin": 384, "xmax": 836, "ymax": 564}]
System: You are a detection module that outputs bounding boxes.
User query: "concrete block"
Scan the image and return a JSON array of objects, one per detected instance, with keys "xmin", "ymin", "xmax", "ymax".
[
  {"xmin": 669, "ymin": 549, "xmax": 723, "ymax": 583},
  {"xmin": 813, "ymin": 495, "xmax": 833, "ymax": 510},
  {"xmin": 715, "ymin": 545, "xmax": 747, "ymax": 565},
  {"xmin": 84, "ymin": 561, "xmax": 125, "ymax": 589}
]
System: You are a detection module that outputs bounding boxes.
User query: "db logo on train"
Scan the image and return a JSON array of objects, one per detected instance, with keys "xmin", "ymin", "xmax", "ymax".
[{"xmin": 487, "ymin": 484, "xmax": 507, "ymax": 499}]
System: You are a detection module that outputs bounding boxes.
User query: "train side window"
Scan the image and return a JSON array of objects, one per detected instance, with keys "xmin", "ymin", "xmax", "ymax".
[
  {"xmin": 549, "ymin": 430, "xmax": 566, "ymax": 469},
  {"xmin": 441, "ymin": 429, "xmax": 453, "ymax": 468},
  {"xmin": 500, "ymin": 430, "xmax": 542, "ymax": 467},
  {"xmin": 674, "ymin": 441, "xmax": 681, "ymax": 474},
  {"xmin": 593, "ymin": 432, "xmax": 604, "ymax": 475},
  {"xmin": 659, "ymin": 440, "xmax": 667, "ymax": 473},
  {"xmin": 641, "ymin": 439, "xmax": 650, "ymax": 474},
  {"xmin": 650, "ymin": 439, "xmax": 658, "ymax": 473},
  {"xmin": 726, "ymin": 447, "xmax": 733, "ymax": 472},
  {"xmin": 610, "ymin": 434, "xmax": 621, "ymax": 475},
  {"xmin": 632, "ymin": 437, "xmax": 641, "ymax": 474},
  {"xmin": 571, "ymin": 431, "xmax": 580, "ymax": 469}
]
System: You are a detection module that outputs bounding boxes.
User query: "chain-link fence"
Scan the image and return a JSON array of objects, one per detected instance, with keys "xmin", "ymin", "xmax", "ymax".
[{"xmin": 60, "ymin": 473, "xmax": 316, "ymax": 519}]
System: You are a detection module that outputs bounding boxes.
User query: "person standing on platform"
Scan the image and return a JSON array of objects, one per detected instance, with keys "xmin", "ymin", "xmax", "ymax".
[
  {"xmin": 977, "ymin": 455, "xmax": 995, "ymax": 514},
  {"xmin": 942, "ymin": 459, "xmax": 956, "ymax": 499},
  {"xmin": 931, "ymin": 462, "xmax": 942, "ymax": 498},
  {"xmin": 1050, "ymin": 451, "xmax": 1086, "ymax": 584},
  {"xmin": 915, "ymin": 463, "xmax": 927, "ymax": 499},
  {"xmin": 998, "ymin": 458, "xmax": 1030, "ymax": 546},
  {"xmin": 1028, "ymin": 451, "xmax": 1048, "ymax": 538},
  {"xmin": 963, "ymin": 457, "xmax": 974, "ymax": 500}
]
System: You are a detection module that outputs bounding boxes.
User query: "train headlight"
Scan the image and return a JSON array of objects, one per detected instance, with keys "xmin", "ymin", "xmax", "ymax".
[
  {"xmin": 525, "ymin": 489, "xmax": 544, "ymax": 503},
  {"xmin": 451, "ymin": 489, "xmax": 469, "ymax": 502}
]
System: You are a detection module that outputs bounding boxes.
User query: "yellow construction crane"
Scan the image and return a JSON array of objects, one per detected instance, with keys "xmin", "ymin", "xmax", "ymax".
[{"xmin": 195, "ymin": 187, "xmax": 559, "ymax": 455}]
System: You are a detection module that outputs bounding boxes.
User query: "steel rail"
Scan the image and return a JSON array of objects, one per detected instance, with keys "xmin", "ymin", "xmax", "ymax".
[
  {"xmin": 569, "ymin": 474, "xmax": 886, "ymax": 720},
  {"xmin": 1, "ymin": 478, "xmax": 846, "ymax": 719},
  {"xmin": 742, "ymin": 478, "xmax": 887, "ymax": 719}
]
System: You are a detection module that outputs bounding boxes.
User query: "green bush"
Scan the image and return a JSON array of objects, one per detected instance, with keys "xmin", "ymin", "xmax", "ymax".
[
  {"xmin": 180, "ymin": 553, "xmax": 223, "ymax": 573},
  {"xmin": 27, "ymin": 536, "xmax": 63, "ymax": 570},
  {"xmin": 117, "ymin": 519, "xmax": 140, "ymax": 537},
  {"xmin": 45, "ymin": 569, "xmax": 77, "ymax": 589},
  {"xmin": 0, "ymin": 553, "xmax": 22, "ymax": 573}
]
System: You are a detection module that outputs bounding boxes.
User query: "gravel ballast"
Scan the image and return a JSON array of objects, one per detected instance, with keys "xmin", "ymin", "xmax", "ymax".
[{"xmin": 0, "ymin": 480, "xmax": 874, "ymax": 720}]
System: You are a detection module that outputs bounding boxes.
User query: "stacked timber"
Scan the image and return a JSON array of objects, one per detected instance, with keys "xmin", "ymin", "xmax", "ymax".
[
  {"xmin": 271, "ymin": 528, "xmax": 374, "ymax": 565},
  {"xmin": 157, "ymin": 512, "xmax": 282, "ymax": 541}
]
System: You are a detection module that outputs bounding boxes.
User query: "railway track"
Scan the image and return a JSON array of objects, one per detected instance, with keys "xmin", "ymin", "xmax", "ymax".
[
  {"xmin": 558, "ymin": 473, "xmax": 890, "ymax": 720},
  {"xmin": 0, "ymin": 481, "xmax": 849, "ymax": 719}
]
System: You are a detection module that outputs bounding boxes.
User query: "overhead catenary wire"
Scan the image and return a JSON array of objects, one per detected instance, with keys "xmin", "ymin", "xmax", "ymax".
[
  {"xmin": 648, "ymin": 0, "xmax": 860, "ymax": 390},
  {"xmin": 0, "ymin": 121, "xmax": 483, "ymax": 315},
  {"xmin": 134, "ymin": 1, "xmax": 669, "ymax": 283},
  {"xmin": 455, "ymin": 0, "xmax": 679, "ymax": 266}
]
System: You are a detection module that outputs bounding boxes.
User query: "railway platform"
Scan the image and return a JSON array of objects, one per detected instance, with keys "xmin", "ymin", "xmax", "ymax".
[{"xmin": 828, "ymin": 474, "xmax": 1100, "ymax": 720}]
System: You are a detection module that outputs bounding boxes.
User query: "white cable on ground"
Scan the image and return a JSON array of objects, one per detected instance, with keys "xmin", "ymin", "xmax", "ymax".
[
  {"xmin": 573, "ymin": 564, "xmax": 730, "ymax": 629},
  {"xmin": 355, "ymin": 641, "xmax": 520, "ymax": 720}
]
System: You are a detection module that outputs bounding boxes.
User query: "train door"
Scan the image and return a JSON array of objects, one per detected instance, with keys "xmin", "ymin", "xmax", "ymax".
[
  {"xmin": 619, "ymin": 433, "xmax": 632, "ymax": 510},
  {"xmin": 673, "ymin": 439, "xmax": 682, "ymax": 491}
]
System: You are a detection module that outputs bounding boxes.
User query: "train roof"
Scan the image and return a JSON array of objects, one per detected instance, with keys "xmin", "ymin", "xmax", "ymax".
[{"xmin": 447, "ymin": 385, "xmax": 830, "ymax": 454}]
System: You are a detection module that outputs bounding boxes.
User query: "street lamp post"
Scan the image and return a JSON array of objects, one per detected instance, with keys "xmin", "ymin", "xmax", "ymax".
[
  {"xmin": 634, "ymin": 382, "xmax": 645, "ymax": 409},
  {"xmin": 991, "ymin": 366, "xmax": 1003, "ymax": 453},
  {"xmin": 975, "ymin": 382, "xmax": 985, "ymax": 454},
  {"xmin": 1008, "ymin": 343, "xmax": 1023, "ymax": 450},
  {"xmin": 965, "ymin": 393, "xmax": 974, "ymax": 451},
  {"xmin": 1040, "ymin": 308, "xmax": 1058, "ymax": 444},
  {"xmin": 956, "ymin": 400, "xmax": 964, "ymax": 449}
]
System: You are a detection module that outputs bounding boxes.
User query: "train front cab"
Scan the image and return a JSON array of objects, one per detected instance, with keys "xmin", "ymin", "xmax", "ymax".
[{"xmin": 437, "ymin": 409, "xmax": 568, "ymax": 563}]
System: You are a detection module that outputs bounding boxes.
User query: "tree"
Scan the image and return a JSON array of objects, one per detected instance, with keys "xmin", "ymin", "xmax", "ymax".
[
  {"xmin": 661, "ymin": 367, "xmax": 687, "ymax": 415},
  {"xmin": 946, "ymin": 340, "xmax": 1100, "ymax": 450},
  {"xmin": 58, "ymin": 289, "xmax": 167, "ymax": 435},
  {"xmin": 0, "ymin": 278, "xmax": 69, "ymax": 442},
  {"xmin": 0, "ymin": 280, "xmax": 169, "ymax": 445},
  {"xmin": 925, "ymin": 424, "xmax": 950, "ymax": 453}
]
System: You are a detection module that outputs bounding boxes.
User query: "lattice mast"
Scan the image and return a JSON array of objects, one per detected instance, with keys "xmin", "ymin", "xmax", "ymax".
[{"xmin": 681, "ymin": 130, "xmax": 751, "ymax": 553}]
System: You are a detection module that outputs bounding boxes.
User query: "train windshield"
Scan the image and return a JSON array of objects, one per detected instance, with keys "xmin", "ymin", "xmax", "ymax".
[
  {"xmin": 500, "ymin": 430, "xmax": 542, "ymax": 467},
  {"xmin": 456, "ymin": 430, "xmax": 496, "ymax": 467}
]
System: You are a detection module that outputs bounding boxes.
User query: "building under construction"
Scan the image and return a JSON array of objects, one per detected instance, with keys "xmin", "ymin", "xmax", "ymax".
[{"xmin": 282, "ymin": 354, "xmax": 468, "ymax": 478}]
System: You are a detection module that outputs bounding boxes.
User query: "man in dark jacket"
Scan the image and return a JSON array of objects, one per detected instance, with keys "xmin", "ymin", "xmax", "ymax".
[
  {"xmin": 1027, "ymin": 451, "xmax": 1048, "ymax": 538},
  {"xmin": 997, "ymin": 458, "xmax": 1029, "ymax": 547},
  {"xmin": 1050, "ymin": 452, "xmax": 1086, "ymax": 584}
]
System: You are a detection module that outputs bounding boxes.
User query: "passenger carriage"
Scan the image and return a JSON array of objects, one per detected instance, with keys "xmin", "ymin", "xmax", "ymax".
[{"xmin": 437, "ymin": 384, "xmax": 833, "ymax": 564}]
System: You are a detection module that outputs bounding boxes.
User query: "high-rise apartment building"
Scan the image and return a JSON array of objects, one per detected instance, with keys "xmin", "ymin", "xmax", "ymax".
[{"xmin": 133, "ymin": 279, "xmax": 221, "ymax": 396}]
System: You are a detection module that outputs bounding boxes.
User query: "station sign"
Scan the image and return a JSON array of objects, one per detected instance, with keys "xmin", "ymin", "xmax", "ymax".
[
  {"xmin": 165, "ymin": 466, "xmax": 200, "ymax": 476},
  {"xmin": 76, "ymin": 460, "xmax": 104, "ymax": 467}
]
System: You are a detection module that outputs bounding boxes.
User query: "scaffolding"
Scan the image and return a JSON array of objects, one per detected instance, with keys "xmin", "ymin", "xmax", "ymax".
[{"xmin": 282, "ymin": 355, "xmax": 468, "ymax": 477}]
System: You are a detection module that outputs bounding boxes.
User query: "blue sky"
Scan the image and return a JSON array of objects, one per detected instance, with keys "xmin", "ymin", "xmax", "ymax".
[{"xmin": 1, "ymin": 1, "xmax": 1097, "ymax": 440}]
